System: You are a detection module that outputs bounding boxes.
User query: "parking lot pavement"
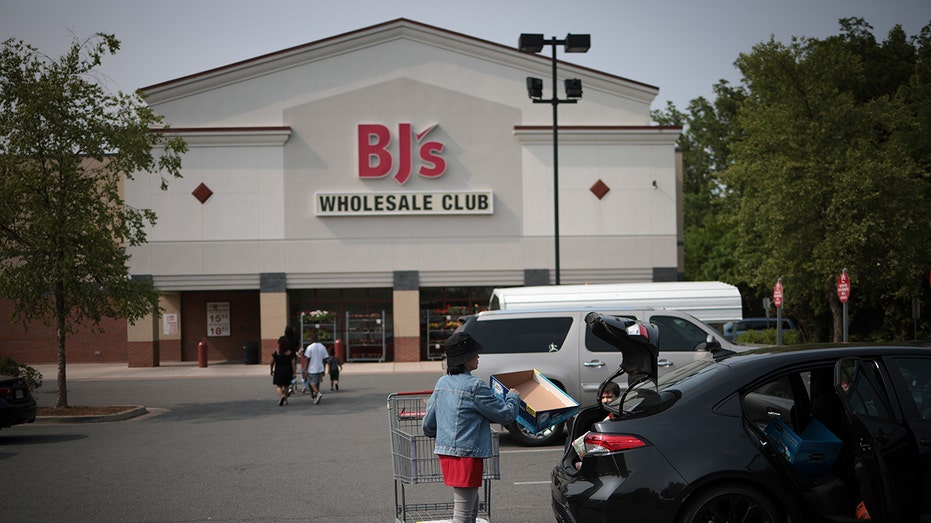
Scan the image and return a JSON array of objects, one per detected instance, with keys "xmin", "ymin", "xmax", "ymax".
[
  {"xmin": 9, "ymin": 370, "xmax": 558, "ymax": 522},
  {"xmin": 30, "ymin": 360, "xmax": 443, "ymax": 381}
]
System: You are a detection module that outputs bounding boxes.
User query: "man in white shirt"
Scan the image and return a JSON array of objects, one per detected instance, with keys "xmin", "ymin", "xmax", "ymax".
[{"xmin": 304, "ymin": 332, "xmax": 329, "ymax": 404}]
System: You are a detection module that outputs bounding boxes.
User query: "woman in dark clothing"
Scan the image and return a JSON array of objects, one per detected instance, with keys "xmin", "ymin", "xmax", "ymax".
[{"xmin": 271, "ymin": 336, "xmax": 296, "ymax": 406}]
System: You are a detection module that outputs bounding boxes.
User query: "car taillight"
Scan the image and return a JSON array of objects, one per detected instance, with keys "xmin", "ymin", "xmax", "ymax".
[
  {"xmin": 0, "ymin": 386, "xmax": 12, "ymax": 399},
  {"xmin": 582, "ymin": 432, "xmax": 648, "ymax": 456}
]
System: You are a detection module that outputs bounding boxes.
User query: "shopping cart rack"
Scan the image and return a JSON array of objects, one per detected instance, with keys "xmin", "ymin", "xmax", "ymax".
[{"xmin": 387, "ymin": 390, "xmax": 500, "ymax": 523}]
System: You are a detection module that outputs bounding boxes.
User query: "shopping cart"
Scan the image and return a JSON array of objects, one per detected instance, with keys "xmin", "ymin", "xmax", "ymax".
[{"xmin": 387, "ymin": 390, "xmax": 500, "ymax": 523}]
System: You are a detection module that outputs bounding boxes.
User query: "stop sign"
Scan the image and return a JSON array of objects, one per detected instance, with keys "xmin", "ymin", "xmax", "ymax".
[
  {"xmin": 773, "ymin": 280, "xmax": 784, "ymax": 308},
  {"xmin": 837, "ymin": 271, "xmax": 851, "ymax": 303}
]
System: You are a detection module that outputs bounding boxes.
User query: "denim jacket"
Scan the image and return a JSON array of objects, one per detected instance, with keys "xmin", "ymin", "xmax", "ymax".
[{"xmin": 422, "ymin": 371, "xmax": 520, "ymax": 458}]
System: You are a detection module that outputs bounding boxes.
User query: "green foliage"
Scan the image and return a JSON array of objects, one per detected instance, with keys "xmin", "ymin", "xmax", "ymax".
[
  {"xmin": 0, "ymin": 356, "xmax": 43, "ymax": 390},
  {"xmin": 738, "ymin": 328, "xmax": 802, "ymax": 346},
  {"xmin": 660, "ymin": 17, "xmax": 931, "ymax": 342},
  {"xmin": 0, "ymin": 34, "xmax": 187, "ymax": 406}
]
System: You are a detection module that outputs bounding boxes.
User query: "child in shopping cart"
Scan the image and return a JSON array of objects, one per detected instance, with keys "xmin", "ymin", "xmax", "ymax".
[{"xmin": 422, "ymin": 332, "xmax": 520, "ymax": 523}]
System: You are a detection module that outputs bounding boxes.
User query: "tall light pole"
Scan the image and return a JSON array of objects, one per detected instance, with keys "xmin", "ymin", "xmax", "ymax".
[{"xmin": 519, "ymin": 33, "xmax": 590, "ymax": 285}]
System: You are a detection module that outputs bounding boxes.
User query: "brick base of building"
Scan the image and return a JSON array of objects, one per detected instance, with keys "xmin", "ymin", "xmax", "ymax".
[
  {"xmin": 260, "ymin": 339, "xmax": 277, "ymax": 365},
  {"xmin": 127, "ymin": 341, "xmax": 159, "ymax": 368},
  {"xmin": 393, "ymin": 336, "xmax": 420, "ymax": 362}
]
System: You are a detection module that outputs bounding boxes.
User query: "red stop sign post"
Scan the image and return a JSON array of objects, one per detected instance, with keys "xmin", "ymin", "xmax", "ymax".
[
  {"xmin": 837, "ymin": 269, "xmax": 850, "ymax": 342},
  {"xmin": 773, "ymin": 278, "xmax": 784, "ymax": 346},
  {"xmin": 837, "ymin": 270, "xmax": 850, "ymax": 303}
]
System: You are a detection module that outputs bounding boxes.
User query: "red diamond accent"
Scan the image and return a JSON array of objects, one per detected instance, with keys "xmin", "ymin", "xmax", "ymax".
[
  {"xmin": 590, "ymin": 179, "xmax": 610, "ymax": 200},
  {"xmin": 192, "ymin": 183, "xmax": 213, "ymax": 204}
]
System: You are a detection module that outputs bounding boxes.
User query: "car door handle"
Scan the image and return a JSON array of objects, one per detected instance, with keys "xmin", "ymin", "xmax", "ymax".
[
  {"xmin": 584, "ymin": 360, "xmax": 606, "ymax": 368},
  {"xmin": 658, "ymin": 359, "xmax": 673, "ymax": 367}
]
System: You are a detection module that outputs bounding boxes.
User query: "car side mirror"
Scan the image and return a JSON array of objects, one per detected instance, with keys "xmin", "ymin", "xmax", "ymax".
[{"xmin": 695, "ymin": 334, "xmax": 721, "ymax": 352}]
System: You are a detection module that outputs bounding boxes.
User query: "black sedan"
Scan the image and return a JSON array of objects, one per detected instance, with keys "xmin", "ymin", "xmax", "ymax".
[
  {"xmin": 552, "ymin": 312, "xmax": 930, "ymax": 523},
  {"xmin": 0, "ymin": 375, "xmax": 37, "ymax": 431}
]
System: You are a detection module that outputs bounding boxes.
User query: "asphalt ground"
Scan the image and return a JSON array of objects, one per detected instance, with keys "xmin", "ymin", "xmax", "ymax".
[{"xmin": 2, "ymin": 361, "xmax": 560, "ymax": 522}]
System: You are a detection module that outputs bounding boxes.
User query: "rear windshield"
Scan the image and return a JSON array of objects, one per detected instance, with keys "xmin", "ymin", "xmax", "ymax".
[
  {"xmin": 463, "ymin": 316, "xmax": 574, "ymax": 354},
  {"xmin": 619, "ymin": 359, "xmax": 723, "ymax": 416}
]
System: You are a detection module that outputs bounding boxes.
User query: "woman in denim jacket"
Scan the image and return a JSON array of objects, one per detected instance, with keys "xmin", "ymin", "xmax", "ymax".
[{"xmin": 423, "ymin": 331, "xmax": 520, "ymax": 523}]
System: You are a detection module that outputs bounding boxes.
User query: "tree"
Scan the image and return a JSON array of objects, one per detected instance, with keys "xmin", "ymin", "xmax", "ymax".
[
  {"xmin": 0, "ymin": 34, "xmax": 186, "ymax": 407},
  {"xmin": 657, "ymin": 18, "xmax": 931, "ymax": 341},
  {"xmin": 722, "ymin": 18, "xmax": 931, "ymax": 341}
]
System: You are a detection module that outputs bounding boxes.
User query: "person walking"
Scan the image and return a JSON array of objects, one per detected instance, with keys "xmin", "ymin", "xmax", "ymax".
[
  {"xmin": 303, "ymin": 332, "xmax": 328, "ymax": 404},
  {"xmin": 422, "ymin": 332, "xmax": 520, "ymax": 523},
  {"xmin": 271, "ymin": 336, "xmax": 297, "ymax": 406},
  {"xmin": 327, "ymin": 350, "xmax": 342, "ymax": 391},
  {"xmin": 282, "ymin": 325, "xmax": 301, "ymax": 395}
]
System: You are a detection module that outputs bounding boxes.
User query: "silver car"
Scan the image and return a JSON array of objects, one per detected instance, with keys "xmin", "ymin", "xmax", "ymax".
[{"xmin": 462, "ymin": 306, "xmax": 744, "ymax": 446}]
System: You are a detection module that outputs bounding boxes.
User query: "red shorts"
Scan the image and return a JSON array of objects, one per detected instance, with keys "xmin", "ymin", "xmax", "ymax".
[{"xmin": 438, "ymin": 455, "xmax": 483, "ymax": 488}]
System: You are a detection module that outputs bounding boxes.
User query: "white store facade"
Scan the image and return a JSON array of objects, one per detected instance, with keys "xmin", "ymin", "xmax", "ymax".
[{"xmin": 123, "ymin": 19, "xmax": 682, "ymax": 366}]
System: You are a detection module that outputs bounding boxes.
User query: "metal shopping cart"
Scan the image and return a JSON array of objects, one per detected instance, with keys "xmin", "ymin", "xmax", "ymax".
[{"xmin": 387, "ymin": 390, "xmax": 500, "ymax": 523}]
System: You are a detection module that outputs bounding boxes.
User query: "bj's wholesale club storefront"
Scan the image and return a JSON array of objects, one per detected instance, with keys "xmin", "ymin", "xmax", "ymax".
[{"xmin": 1, "ymin": 19, "xmax": 681, "ymax": 367}]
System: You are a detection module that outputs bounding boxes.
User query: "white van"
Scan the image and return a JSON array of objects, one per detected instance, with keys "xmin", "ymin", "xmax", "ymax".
[
  {"xmin": 461, "ymin": 306, "xmax": 742, "ymax": 446},
  {"xmin": 488, "ymin": 281, "xmax": 743, "ymax": 327}
]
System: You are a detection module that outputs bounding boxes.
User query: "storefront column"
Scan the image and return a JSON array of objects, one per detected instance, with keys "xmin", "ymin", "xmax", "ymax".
[
  {"xmin": 259, "ymin": 273, "xmax": 288, "ymax": 364},
  {"xmin": 393, "ymin": 270, "xmax": 420, "ymax": 362},
  {"xmin": 127, "ymin": 275, "xmax": 159, "ymax": 368},
  {"xmin": 158, "ymin": 292, "xmax": 182, "ymax": 362}
]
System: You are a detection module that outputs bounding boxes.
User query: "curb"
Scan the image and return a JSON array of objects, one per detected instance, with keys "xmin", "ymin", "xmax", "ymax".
[{"xmin": 34, "ymin": 406, "xmax": 148, "ymax": 424}]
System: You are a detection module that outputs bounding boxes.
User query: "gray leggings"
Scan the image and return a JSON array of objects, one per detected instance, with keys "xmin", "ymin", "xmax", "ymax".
[{"xmin": 452, "ymin": 487, "xmax": 479, "ymax": 522}]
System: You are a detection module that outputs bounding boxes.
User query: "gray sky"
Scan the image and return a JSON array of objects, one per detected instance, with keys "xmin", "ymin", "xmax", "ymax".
[{"xmin": 2, "ymin": 0, "xmax": 928, "ymax": 111}]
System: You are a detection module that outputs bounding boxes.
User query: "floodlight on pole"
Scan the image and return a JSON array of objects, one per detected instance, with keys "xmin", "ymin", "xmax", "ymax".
[{"xmin": 518, "ymin": 33, "xmax": 590, "ymax": 285}]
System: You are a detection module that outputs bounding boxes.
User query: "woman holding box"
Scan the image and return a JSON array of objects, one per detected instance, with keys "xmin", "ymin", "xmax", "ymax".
[{"xmin": 422, "ymin": 332, "xmax": 520, "ymax": 523}]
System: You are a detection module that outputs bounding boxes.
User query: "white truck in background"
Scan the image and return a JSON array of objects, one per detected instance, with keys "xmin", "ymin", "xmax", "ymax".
[{"xmin": 488, "ymin": 281, "xmax": 743, "ymax": 329}]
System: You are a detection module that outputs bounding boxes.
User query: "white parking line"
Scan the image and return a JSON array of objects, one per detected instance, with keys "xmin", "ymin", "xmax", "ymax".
[{"xmin": 513, "ymin": 481, "xmax": 551, "ymax": 485}]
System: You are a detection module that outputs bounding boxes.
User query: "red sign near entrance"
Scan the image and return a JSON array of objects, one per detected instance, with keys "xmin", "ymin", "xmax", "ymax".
[
  {"xmin": 773, "ymin": 280, "xmax": 784, "ymax": 308},
  {"xmin": 837, "ymin": 270, "xmax": 851, "ymax": 303}
]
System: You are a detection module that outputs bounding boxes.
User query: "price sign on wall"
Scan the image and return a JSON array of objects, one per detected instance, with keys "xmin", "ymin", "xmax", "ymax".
[
  {"xmin": 206, "ymin": 302, "xmax": 231, "ymax": 337},
  {"xmin": 163, "ymin": 313, "xmax": 178, "ymax": 336}
]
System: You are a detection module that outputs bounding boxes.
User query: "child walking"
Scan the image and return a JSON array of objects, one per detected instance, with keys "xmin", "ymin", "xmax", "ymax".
[{"xmin": 328, "ymin": 350, "xmax": 343, "ymax": 391}]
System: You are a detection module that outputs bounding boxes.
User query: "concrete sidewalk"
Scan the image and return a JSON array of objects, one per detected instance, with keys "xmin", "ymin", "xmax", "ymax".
[{"xmin": 32, "ymin": 360, "xmax": 443, "ymax": 381}]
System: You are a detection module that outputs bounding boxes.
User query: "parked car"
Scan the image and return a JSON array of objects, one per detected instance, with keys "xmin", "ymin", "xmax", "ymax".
[
  {"xmin": 0, "ymin": 375, "xmax": 37, "ymax": 431},
  {"xmin": 723, "ymin": 316, "xmax": 799, "ymax": 341},
  {"xmin": 552, "ymin": 312, "xmax": 931, "ymax": 523},
  {"xmin": 460, "ymin": 307, "xmax": 745, "ymax": 446}
]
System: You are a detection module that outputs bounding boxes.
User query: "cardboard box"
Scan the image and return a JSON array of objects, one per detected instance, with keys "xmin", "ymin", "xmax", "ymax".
[
  {"xmin": 490, "ymin": 370, "xmax": 579, "ymax": 434},
  {"xmin": 764, "ymin": 418, "xmax": 842, "ymax": 476}
]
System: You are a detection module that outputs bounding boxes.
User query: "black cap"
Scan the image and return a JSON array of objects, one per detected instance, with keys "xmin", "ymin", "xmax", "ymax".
[{"xmin": 445, "ymin": 332, "xmax": 483, "ymax": 367}]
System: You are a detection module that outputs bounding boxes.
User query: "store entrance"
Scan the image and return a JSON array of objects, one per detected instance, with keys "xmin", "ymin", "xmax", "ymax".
[
  {"xmin": 420, "ymin": 286, "xmax": 493, "ymax": 360},
  {"xmin": 289, "ymin": 288, "xmax": 393, "ymax": 362}
]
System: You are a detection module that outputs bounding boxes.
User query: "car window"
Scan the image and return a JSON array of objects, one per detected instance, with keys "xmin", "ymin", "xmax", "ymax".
[
  {"xmin": 650, "ymin": 315, "xmax": 710, "ymax": 351},
  {"xmin": 838, "ymin": 359, "xmax": 894, "ymax": 420},
  {"xmin": 617, "ymin": 359, "xmax": 722, "ymax": 418},
  {"xmin": 741, "ymin": 366, "xmax": 863, "ymax": 438},
  {"xmin": 464, "ymin": 317, "xmax": 573, "ymax": 354},
  {"xmin": 892, "ymin": 357, "xmax": 931, "ymax": 420}
]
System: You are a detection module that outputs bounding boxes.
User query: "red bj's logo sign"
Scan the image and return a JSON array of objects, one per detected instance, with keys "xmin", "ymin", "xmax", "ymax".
[{"xmin": 358, "ymin": 123, "xmax": 446, "ymax": 185}]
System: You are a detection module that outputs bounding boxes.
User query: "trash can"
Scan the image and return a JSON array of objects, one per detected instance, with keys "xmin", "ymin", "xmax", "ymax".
[{"xmin": 243, "ymin": 342, "xmax": 260, "ymax": 365}]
